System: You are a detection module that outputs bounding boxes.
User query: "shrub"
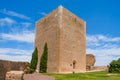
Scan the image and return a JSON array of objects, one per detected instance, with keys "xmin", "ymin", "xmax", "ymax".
[
  {"xmin": 109, "ymin": 58, "xmax": 120, "ymax": 73},
  {"xmin": 39, "ymin": 43, "xmax": 48, "ymax": 73},
  {"xmin": 24, "ymin": 67, "xmax": 35, "ymax": 74}
]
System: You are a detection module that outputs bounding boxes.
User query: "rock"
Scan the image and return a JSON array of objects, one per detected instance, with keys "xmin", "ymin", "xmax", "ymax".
[
  {"xmin": 86, "ymin": 54, "xmax": 96, "ymax": 70},
  {"xmin": 5, "ymin": 71, "xmax": 24, "ymax": 80},
  {"xmin": 0, "ymin": 60, "xmax": 29, "ymax": 80}
]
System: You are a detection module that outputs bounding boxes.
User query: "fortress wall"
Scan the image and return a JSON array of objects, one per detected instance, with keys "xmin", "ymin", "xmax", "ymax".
[
  {"xmin": 35, "ymin": 6, "xmax": 86, "ymax": 73},
  {"xmin": 35, "ymin": 8, "xmax": 60, "ymax": 73},
  {"xmin": 59, "ymin": 7, "xmax": 86, "ymax": 73}
]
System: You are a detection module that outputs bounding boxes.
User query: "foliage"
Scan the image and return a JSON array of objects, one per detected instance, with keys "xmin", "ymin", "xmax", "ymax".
[
  {"xmin": 109, "ymin": 58, "xmax": 120, "ymax": 73},
  {"xmin": 24, "ymin": 67, "xmax": 35, "ymax": 74},
  {"xmin": 39, "ymin": 43, "xmax": 48, "ymax": 73},
  {"xmin": 27, "ymin": 48, "xmax": 38, "ymax": 73}
]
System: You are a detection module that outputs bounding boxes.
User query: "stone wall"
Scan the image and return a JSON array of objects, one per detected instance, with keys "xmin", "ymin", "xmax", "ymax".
[
  {"xmin": 59, "ymin": 7, "xmax": 86, "ymax": 73},
  {"xmin": 0, "ymin": 60, "xmax": 29, "ymax": 80},
  {"xmin": 90, "ymin": 66, "xmax": 108, "ymax": 71},
  {"xmin": 35, "ymin": 7, "xmax": 60, "ymax": 73}
]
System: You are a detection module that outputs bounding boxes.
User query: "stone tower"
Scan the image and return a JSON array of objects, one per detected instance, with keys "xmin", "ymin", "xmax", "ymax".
[{"xmin": 35, "ymin": 5, "xmax": 86, "ymax": 73}]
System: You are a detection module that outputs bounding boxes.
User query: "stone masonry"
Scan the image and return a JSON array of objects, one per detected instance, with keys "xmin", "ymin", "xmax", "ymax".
[{"xmin": 35, "ymin": 5, "xmax": 86, "ymax": 73}]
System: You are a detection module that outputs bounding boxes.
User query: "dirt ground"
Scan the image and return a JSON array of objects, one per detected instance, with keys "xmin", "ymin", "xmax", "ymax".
[{"xmin": 23, "ymin": 73, "xmax": 55, "ymax": 80}]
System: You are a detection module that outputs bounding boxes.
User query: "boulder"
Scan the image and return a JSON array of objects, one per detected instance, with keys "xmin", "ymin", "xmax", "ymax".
[
  {"xmin": 5, "ymin": 71, "xmax": 24, "ymax": 80},
  {"xmin": 86, "ymin": 54, "xmax": 96, "ymax": 70}
]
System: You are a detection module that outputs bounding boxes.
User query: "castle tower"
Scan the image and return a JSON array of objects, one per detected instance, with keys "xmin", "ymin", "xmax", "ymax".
[{"xmin": 35, "ymin": 5, "xmax": 86, "ymax": 73}]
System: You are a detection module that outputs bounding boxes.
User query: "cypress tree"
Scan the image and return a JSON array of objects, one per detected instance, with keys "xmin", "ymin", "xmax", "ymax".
[
  {"xmin": 39, "ymin": 43, "xmax": 48, "ymax": 73},
  {"xmin": 30, "ymin": 48, "xmax": 38, "ymax": 71}
]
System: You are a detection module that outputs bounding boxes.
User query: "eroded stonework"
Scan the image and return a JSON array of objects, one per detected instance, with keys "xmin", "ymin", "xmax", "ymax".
[{"xmin": 35, "ymin": 6, "xmax": 86, "ymax": 73}]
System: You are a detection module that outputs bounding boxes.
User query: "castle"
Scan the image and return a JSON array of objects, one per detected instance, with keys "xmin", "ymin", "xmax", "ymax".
[{"xmin": 35, "ymin": 5, "xmax": 86, "ymax": 73}]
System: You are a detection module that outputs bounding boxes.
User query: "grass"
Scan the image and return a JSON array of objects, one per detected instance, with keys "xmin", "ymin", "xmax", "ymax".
[{"xmin": 46, "ymin": 71, "xmax": 120, "ymax": 80}]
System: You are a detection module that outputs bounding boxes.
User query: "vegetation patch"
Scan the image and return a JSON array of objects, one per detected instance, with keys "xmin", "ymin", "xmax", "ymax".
[
  {"xmin": 109, "ymin": 58, "xmax": 120, "ymax": 73},
  {"xmin": 25, "ymin": 48, "xmax": 38, "ymax": 73},
  {"xmin": 46, "ymin": 71, "xmax": 120, "ymax": 80}
]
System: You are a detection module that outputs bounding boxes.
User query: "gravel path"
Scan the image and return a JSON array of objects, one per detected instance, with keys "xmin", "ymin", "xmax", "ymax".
[{"xmin": 23, "ymin": 73, "xmax": 55, "ymax": 80}]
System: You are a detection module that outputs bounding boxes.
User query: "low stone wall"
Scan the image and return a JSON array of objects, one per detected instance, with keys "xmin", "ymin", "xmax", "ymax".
[
  {"xmin": 0, "ymin": 63, "xmax": 6, "ymax": 80},
  {"xmin": 5, "ymin": 71, "xmax": 24, "ymax": 80},
  {"xmin": 90, "ymin": 66, "xmax": 108, "ymax": 71},
  {"xmin": 0, "ymin": 60, "xmax": 29, "ymax": 80}
]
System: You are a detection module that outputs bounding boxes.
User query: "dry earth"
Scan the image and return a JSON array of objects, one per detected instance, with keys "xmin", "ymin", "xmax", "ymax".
[{"xmin": 23, "ymin": 73, "xmax": 55, "ymax": 80}]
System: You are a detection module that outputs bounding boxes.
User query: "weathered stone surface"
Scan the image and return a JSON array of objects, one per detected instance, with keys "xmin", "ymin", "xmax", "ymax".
[
  {"xmin": 35, "ymin": 5, "xmax": 86, "ymax": 73},
  {"xmin": 86, "ymin": 54, "xmax": 95, "ymax": 70},
  {"xmin": 23, "ymin": 73, "xmax": 55, "ymax": 80},
  {"xmin": 0, "ymin": 63, "xmax": 6, "ymax": 80},
  {"xmin": 5, "ymin": 71, "xmax": 24, "ymax": 80},
  {"xmin": 0, "ymin": 60, "xmax": 29, "ymax": 80},
  {"xmin": 90, "ymin": 66, "xmax": 108, "ymax": 71}
]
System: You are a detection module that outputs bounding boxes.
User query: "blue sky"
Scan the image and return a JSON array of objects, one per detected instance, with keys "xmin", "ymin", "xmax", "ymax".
[{"xmin": 0, "ymin": 0, "xmax": 120, "ymax": 66}]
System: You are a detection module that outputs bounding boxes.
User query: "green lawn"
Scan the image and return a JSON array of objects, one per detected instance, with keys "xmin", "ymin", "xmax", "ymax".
[{"xmin": 46, "ymin": 71, "xmax": 120, "ymax": 80}]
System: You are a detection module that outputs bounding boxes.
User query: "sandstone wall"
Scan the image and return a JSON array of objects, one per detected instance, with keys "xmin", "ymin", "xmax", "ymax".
[
  {"xmin": 0, "ymin": 60, "xmax": 29, "ymax": 80},
  {"xmin": 35, "ymin": 6, "xmax": 86, "ymax": 73},
  {"xmin": 59, "ymin": 7, "xmax": 86, "ymax": 73},
  {"xmin": 35, "ymin": 7, "xmax": 60, "ymax": 73},
  {"xmin": 90, "ymin": 66, "xmax": 108, "ymax": 71}
]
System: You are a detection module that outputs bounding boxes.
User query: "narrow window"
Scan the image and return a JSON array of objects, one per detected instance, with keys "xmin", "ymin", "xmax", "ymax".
[{"xmin": 73, "ymin": 60, "xmax": 76, "ymax": 69}]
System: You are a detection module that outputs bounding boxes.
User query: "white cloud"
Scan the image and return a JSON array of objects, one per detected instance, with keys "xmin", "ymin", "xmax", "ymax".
[
  {"xmin": 0, "ymin": 17, "xmax": 16, "ymax": 26},
  {"xmin": 0, "ymin": 48, "xmax": 33, "ymax": 62},
  {"xmin": 87, "ymin": 48, "xmax": 120, "ymax": 66},
  {"xmin": 87, "ymin": 34, "xmax": 120, "ymax": 66},
  {"xmin": 0, "ymin": 48, "xmax": 33, "ymax": 55},
  {"xmin": 1, "ymin": 9, "xmax": 31, "ymax": 20},
  {"xmin": 87, "ymin": 34, "xmax": 120, "ymax": 43},
  {"xmin": 0, "ymin": 54, "xmax": 31, "ymax": 62},
  {"xmin": 0, "ymin": 31, "xmax": 35, "ymax": 43}
]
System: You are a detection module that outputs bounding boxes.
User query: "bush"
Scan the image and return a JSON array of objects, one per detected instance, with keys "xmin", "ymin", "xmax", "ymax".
[
  {"xmin": 24, "ymin": 67, "xmax": 35, "ymax": 74},
  {"xmin": 29, "ymin": 48, "xmax": 38, "ymax": 73},
  {"xmin": 39, "ymin": 43, "xmax": 48, "ymax": 73},
  {"xmin": 109, "ymin": 58, "xmax": 120, "ymax": 73}
]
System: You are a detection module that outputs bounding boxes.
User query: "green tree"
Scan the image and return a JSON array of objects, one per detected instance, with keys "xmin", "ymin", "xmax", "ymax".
[
  {"xmin": 29, "ymin": 48, "xmax": 38, "ymax": 73},
  {"xmin": 39, "ymin": 43, "xmax": 48, "ymax": 73},
  {"xmin": 109, "ymin": 58, "xmax": 120, "ymax": 73}
]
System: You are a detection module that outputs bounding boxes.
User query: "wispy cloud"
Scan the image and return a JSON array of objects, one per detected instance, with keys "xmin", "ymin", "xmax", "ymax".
[
  {"xmin": 0, "ymin": 48, "xmax": 32, "ymax": 55},
  {"xmin": 87, "ymin": 47, "xmax": 120, "ymax": 66},
  {"xmin": 0, "ymin": 17, "xmax": 16, "ymax": 26},
  {"xmin": 0, "ymin": 48, "xmax": 33, "ymax": 62},
  {"xmin": 20, "ymin": 22, "xmax": 32, "ymax": 27},
  {"xmin": 87, "ymin": 34, "xmax": 120, "ymax": 66},
  {"xmin": 87, "ymin": 34, "xmax": 120, "ymax": 43},
  {"xmin": 0, "ymin": 31, "xmax": 35, "ymax": 43},
  {"xmin": 0, "ymin": 55, "xmax": 31, "ymax": 62},
  {"xmin": 39, "ymin": 12, "xmax": 47, "ymax": 16},
  {"xmin": 87, "ymin": 34, "xmax": 120, "ymax": 48},
  {"xmin": 0, "ymin": 9, "xmax": 31, "ymax": 20}
]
